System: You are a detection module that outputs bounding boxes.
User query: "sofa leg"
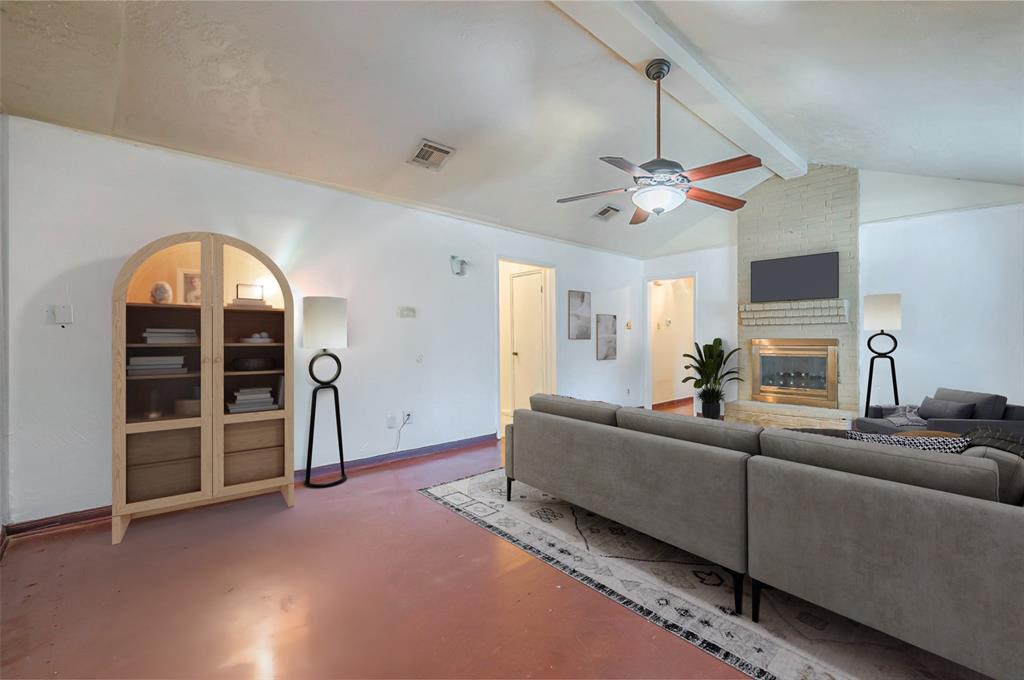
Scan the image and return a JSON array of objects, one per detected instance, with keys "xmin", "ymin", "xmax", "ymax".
[
  {"xmin": 751, "ymin": 579, "xmax": 762, "ymax": 623},
  {"xmin": 506, "ymin": 477, "xmax": 512, "ymax": 502},
  {"xmin": 728, "ymin": 570, "xmax": 743, "ymax": 615}
]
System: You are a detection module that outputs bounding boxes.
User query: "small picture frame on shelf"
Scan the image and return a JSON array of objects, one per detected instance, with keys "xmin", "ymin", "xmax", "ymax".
[
  {"xmin": 236, "ymin": 283, "xmax": 264, "ymax": 301},
  {"xmin": 176, "ymin": 267, "xmax": 201, "ymax": 305}
]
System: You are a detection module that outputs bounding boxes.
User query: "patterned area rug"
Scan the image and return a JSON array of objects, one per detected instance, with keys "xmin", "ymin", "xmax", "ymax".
[{"xmin": 420, "ymin": 469, "xmax": 985, "ymax": 680}]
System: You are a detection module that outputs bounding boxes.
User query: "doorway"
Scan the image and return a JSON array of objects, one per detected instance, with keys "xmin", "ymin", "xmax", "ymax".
[
  {"xmin": 498, "ymin": 260, "xmax": 556, "ymax": 433},
  {"xmin": 648, "ymin": 276, "xmax": 695, "ymax": 415}
]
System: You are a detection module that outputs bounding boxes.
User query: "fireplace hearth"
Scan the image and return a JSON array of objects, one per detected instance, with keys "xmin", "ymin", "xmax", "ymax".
[{"xmin": 751, "ymin": 338, "xmax": 838, "ymax": 409}]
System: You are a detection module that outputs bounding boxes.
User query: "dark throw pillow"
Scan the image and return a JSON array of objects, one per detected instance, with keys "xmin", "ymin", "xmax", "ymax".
[
  {"xmin": 918, "ymin": 396, "xmax": 975, "ymax": 420},
  {"xmin": 965, "ymin": 427, "xmax": 1024, "ymax": 459}
]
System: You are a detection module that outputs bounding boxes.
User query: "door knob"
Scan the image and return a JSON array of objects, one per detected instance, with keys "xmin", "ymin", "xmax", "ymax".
[{"xmin": 512, "ymin": 352, "xmax": 519, "ymax": 356}]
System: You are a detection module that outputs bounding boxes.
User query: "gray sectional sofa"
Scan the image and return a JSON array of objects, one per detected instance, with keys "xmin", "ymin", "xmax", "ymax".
[
  {"xmin": 505, "ymin": 394, "xmax": 1024, "ymax": 680},
  {"xmin": 856, "ymin": 387, "xmax": 1024, "ymax": 435}
]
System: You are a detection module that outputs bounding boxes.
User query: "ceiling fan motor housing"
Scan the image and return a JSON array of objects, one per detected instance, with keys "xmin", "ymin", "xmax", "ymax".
[
  {"xmin": 645, "ymin": 58, "xmax": 671, "ymax": 81},
  {"xmin": 637, "ymin": 158, "xmax": 689, "ymax": 187}
]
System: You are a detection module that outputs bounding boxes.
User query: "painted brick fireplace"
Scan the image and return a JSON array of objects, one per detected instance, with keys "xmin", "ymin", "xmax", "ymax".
[{"xmin": 735, "ymin": 165, "xmax": 860, "ymax": 413}]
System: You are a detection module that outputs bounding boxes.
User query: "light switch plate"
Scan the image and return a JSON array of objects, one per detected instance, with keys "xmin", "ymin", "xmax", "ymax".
[
  {"xmin": 54, "ymin": 304, "xmax": 74, "ymax": 325},
  {"xmin": 398, "ymin": 306, "xmax": 417, "ymax": 319}
]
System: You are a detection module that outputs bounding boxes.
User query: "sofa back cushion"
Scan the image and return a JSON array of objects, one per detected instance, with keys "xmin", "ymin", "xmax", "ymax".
[
  {"xmin": 616, "ymin": 407, "xmax": 762, "ymax": 455},
  {"xmin": 962, "ymin": 446, "xmax": 1024, "ymax": 505},
  {"xmin": 759, "ymin": 429, "xmax": 999, "ymax": 502},
  {"xmin": 1002, "ymin": 404, "xmax": 1024, "ymax": 422},
  {"xmin": 529, "ymin": 394, "xmax": 620, "ymax": 426},
  {"xmin": 933, "ymin": 388, "xmax": 1007, "ymax": 420},
  {"xmin": 918, "ymin": 396, "xmax": 974, "ymax": 420}
]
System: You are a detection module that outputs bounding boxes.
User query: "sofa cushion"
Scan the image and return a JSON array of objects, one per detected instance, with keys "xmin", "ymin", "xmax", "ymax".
[
  {"xmin": 933, "ymin": 388, "xmax": 1007, "ymax": 420},
  {"xmin": 962, "ymin": 446, "xmax": 1024, "ymax": 505},
  {"xmin": 918, "ymin": 396, "xmax": 975, "ymax": 420},
  {"xmin": 1002, "ymin": 404, "xmax": 1024, "ymax": 422},
  {"xmin": 616, "ymin": 408, "xmax": 762, "ymax": 455},
  {"xmin": 759, "ymin": 429, "xmax": 999, "ymax": 502},
  {"xmin": 529, "ymin": 394, "xmax": 620, "ymax": 426}
]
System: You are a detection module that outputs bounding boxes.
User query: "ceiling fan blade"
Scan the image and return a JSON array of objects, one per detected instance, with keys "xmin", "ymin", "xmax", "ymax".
[
  {"xmin": 683, "ymin": 154, "xmax": 762, "ymax": 182},
  {"xmin": 556, "ymin": 187, "xmax": 634, "ymax": 204},
  {"xmin": 600, "ymin": 157, "xmax": 652, "ymax": 177},
  {"xmin": 629, "ymin": 207, "xmax": 649, "ymax": 225},
  {"xmin": 686, "ymin": 187, "xmax": 746, "ymax": 211}
]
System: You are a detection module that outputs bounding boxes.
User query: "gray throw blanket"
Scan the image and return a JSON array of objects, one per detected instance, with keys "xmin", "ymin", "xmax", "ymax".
[{"xmin": 878, "ymin": 404, "xmax": 927, "ymax": 427}]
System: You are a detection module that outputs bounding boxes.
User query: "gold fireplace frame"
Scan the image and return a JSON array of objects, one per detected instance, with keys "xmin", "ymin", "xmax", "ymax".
[{"xmin": 751, "ymin": 338, "xmax": 839, "ymax": 409}]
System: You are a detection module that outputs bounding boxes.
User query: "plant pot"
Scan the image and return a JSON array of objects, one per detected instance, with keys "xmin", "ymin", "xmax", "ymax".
[{"xmin": 701, "ymin": 400, "xmax": 721, "ymax": 420}]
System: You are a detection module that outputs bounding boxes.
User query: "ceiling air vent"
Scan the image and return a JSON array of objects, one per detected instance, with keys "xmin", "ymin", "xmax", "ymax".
[
  {"xmin": 408, "ymin": 139, "xmax": 455, "ymax": 171},
  {"xmin": 593, "ymin": 204, "xmax": 621, "ymax": 221}
]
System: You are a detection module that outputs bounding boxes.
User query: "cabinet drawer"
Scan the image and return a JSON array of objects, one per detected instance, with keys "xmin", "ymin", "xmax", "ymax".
[
  {"xmin": 127, "ymin": 458, "xmax": 202, "ymax": 503},
  {"xmin": 224, "ymin": 447, "xmax": 285, "ymax": 486},
  {"xmin": 224, "ymin": 420, "xmax": 285, "ymax": 453}
]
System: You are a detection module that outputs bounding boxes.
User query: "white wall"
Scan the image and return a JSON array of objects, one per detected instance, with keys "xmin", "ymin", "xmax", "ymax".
[
  {"xmin": 860, "ymin": 170, "xmax": 1024, "ymax": 224},
  {"xmin": 649, "ymin": 278, "xmax": 694, "ymax": 404},
  {"xmin": 859, "ymin": 203, "xmax": 1024, "ymax": 406},
  {"xmin": 644, "ymin": 246, "xmax": 739, "ymax": 407},
  {"xmin": 7, "ymin": 117, "xmax": 644, "ymax": 522}
]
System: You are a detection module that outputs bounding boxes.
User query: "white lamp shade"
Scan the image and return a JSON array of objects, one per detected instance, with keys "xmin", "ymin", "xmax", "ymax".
[
  {"xmin": 303, "ymin": 296, "xmax": 348, "ymax": 349},
  {"xmin": 863, "ymin": 293, "xmax": 901, "ymax": 331},
  {"xmin": 632, "ymin": 186, "xmax": 685, "ymax": 215}
]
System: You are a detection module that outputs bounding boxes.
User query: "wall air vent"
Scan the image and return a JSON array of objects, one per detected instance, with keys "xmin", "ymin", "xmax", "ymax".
[
  {"xmin": 593, "ymin": 204, "xmax": 621, "ymax": 221},
  {"xmin": 408, "ymin": 139, "xmax": 455, "ymax": 171}
]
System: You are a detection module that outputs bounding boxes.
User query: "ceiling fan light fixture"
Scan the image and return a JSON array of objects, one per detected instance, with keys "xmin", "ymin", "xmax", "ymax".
[{"xmin": 631, "ymin": 185, "xmax": 685, "ymax": 215}]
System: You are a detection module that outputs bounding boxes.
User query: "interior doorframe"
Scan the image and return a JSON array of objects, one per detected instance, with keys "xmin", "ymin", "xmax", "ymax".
[
  {"xmin": 642, "ymin": 271, "xmax": 698, "ymax": 410},
  {"xmin": 495, "ymin": 256, "xmax": 557, "ymax": 437}
]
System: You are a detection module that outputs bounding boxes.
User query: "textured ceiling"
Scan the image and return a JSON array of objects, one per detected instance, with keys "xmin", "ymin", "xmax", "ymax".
[
  {"xmin": 647, "ymin": 1, "xmax": 1024, "ymax": 185},
  {"xmin": 1, "ymin": 1, "xmax": 769, "ymax": 258}
]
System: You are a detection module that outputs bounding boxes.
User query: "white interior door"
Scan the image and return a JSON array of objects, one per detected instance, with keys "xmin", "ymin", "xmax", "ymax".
[{"xmin": 511, "ymin": 271, "xmax": 547, "ymax": 411}]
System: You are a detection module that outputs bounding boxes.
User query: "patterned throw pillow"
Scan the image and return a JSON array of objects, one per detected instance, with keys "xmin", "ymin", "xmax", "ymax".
[
  {"xmin": 847, "ymin": 430, "xmax": 970, "ymax": 455},
  {"xmin": 965, "ymin": 427, "xmax": 1024, "ymax": 459}
]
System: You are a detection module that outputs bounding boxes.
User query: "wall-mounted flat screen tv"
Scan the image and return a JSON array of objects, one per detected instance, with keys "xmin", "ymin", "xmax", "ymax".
[{"xmin": 750, "ymin": 251, "xmax": 839, "ymax": 302}]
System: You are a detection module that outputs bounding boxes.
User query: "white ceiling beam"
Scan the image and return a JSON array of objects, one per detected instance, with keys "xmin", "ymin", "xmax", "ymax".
[{"xmin": 554, "ymin": 1, "xmax": 807, "ymax": 179}]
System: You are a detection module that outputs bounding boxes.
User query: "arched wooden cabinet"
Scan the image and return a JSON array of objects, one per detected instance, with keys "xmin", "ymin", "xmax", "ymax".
[{"xmin": 112, "ymin": 233, "xmax": 294, "ymax": 544}]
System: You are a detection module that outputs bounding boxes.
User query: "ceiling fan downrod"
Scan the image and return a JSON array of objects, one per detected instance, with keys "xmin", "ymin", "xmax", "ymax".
[{"xmin": 645, "ymin": 58, "xmax": 671, "ymax": 160}]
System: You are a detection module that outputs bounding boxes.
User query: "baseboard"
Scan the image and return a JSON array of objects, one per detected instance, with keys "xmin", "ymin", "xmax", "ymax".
[
  {"xmin": 1, "ymin": 434, "xmax": 498, "ymax": 545},
  {"xmin": 5, "ymin": 505, "xmax": 112, "ymax": 540},
  {"xmin": 300, "ymin": 433, "xmax": 497, "ymax": 482}
]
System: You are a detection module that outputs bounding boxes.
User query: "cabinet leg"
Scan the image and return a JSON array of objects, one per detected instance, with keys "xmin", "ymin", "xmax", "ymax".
[
  {"xmin": 112, "ymin": 515, "xmax": 131, "ymax": 545},
  {"xmin": 280, "ymin": 483, "xmax": 295, "ymax": 507}
]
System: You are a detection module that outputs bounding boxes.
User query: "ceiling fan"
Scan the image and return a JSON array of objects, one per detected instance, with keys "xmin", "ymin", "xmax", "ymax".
[{"xmin": 557, "ymin": 59, "xmax": 762, "ymax": 225}]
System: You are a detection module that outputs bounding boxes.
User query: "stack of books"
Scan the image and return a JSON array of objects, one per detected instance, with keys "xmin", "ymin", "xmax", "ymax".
[
  {"xmin": 143, "ymin": 328, "xmax": 198, "ymax": 345},
  {"xmin": 228, "ymin": 298, "xmax": 271, "ymax": 309},
  {"xmin": 128, "ymin": 356, "xmax": 187, "ymax": 376},
  {"xmin": 227, "ymin": 387, "xmax": 277, "ymax": 413}
]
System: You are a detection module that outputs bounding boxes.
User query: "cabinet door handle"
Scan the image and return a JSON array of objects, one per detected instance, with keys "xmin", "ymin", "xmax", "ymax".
[{"xmin": 512, "ymin": 352, "xmax": 519, "ymax": 357}]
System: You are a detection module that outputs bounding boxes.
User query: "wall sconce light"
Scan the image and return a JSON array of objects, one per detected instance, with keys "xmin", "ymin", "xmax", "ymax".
[{"xmin": 450, "ymin": 256, "xmax": 468, "ymax": 276}]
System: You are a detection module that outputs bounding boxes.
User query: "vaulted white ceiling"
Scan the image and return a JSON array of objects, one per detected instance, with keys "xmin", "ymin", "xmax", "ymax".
[{"xmin": 3, "ymin": 2, "xmax": 1021, "ymax": 258}]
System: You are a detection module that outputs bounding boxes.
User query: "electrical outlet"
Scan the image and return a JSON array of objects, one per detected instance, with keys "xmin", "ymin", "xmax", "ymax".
[
  {"xmin": 402, "ymin": 410, "xmax": 413, "ymax": 425},
  {"xmin": 386, "ymin": 413, "xmax": 397, "ymax": 429}
]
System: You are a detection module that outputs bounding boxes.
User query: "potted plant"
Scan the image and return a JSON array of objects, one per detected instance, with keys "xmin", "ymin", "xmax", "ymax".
[{"xmin": 683, "ymin": 338, "xmax": 742, "ymax": 420}]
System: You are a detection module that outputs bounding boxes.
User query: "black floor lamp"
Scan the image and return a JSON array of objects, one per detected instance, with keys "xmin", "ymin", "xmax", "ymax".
[
  {"xmin": 863, "ymin": 293, "xmax": 902, "ymax": 417},
  {"xmin": 302, "ymin": 296, "xmax": 349, "ymax": 488}
]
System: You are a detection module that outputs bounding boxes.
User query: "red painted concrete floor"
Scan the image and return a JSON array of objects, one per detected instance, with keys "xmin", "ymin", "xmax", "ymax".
[{"xmin": 2, "ymin": 441, "xmax": 742, "ymax": 679}]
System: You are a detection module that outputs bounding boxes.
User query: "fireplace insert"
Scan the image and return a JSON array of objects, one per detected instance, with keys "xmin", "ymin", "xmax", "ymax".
[{"xmin": 751, "ymin": 338, "xmax": 838, "ymax": 409}]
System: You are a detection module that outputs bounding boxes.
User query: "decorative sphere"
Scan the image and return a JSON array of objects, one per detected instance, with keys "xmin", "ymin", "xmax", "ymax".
[{"xmin": 150, "ymin": 281, "xmax": 173, "ymax": 304}]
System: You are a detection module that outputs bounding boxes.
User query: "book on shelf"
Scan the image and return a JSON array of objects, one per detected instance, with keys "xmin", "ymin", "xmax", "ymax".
[
  {"xmin": 226, "ymin": 386, "xmax": 277, "ymax": 413},
  {"xmin": 142, "ymin": 328, "xmax": 198, "ymax": 345},
  {"xmin": 127, "ymin": 367, "xmax": 189, "ymax": 375},
  {"xmin": 129, "ymin": 356, "xmax": 185, "ymax": 366}
]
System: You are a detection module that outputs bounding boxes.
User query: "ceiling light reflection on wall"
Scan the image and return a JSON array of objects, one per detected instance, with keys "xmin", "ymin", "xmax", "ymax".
[{"xmin": 632, "ymin": 186, "xmax": 685, "ymax": 215}]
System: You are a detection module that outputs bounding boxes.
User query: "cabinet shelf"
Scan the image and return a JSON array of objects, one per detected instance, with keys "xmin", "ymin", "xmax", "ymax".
[
  {"xmin": 125, "ymin": 416, "xmax": 203, "ymax": 433},
  {"xmin": 224, "ymin": 369, "xmax": 285, "ymax": 376},
  {"xmin": 224, "ymin": 342, "xmax": 284, "ymax": 347},
  {"xmin": 127, "ymin": 343, "xmax": 201, "ymax": 348},
  {"xmin": 127, "ymin": 302, "xmax": 202, "ymax": 310},
  {"xmin": 223, "ymin": 409, "xmax": 287, "ymax": 425},
  {"xmin": 224, "ymin": 307, "xmax": 285, "ymax": 313},
  {"xmin": 126, "ymin": 372, "xmax": 201, "ymax": 381}
]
